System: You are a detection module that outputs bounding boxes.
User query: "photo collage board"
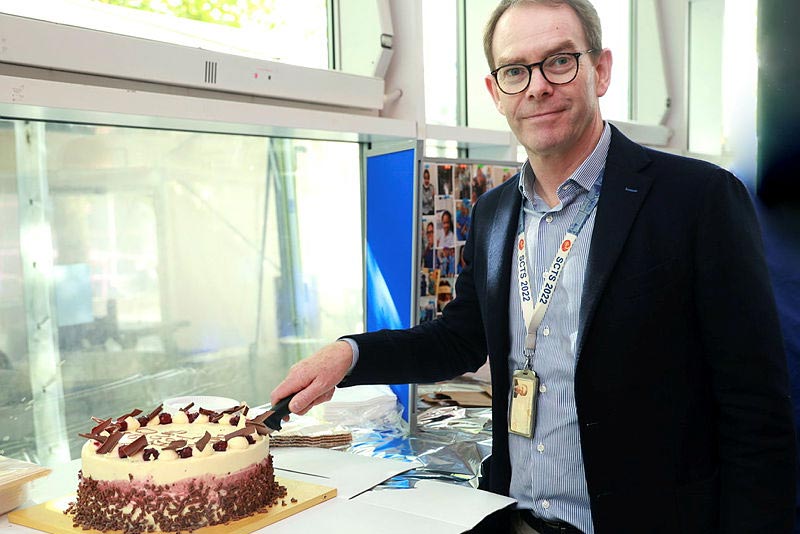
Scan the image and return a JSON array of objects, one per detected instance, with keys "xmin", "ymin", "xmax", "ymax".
[{"xmin": 417, "ymin": 159, "xmax": 518, "ymax": 323}]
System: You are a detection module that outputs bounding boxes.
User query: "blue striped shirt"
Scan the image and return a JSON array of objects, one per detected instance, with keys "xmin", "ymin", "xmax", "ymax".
[{"xmin": 508, "ymin": 123, "xmax": 611, "ymax": 534}]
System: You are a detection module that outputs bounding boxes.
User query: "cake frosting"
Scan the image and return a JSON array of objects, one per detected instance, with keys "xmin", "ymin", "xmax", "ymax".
[{"xmin": 66, "ymin": 403, "xmax": 286, "ymax": 533}]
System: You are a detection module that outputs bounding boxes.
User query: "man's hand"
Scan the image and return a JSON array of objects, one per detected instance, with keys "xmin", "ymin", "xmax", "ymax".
[{"xmin": 269, "ymin": 340, "xmax": 354, "ymax": 415}]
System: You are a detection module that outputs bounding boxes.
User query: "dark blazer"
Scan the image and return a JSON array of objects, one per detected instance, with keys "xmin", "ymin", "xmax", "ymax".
[{"xmin": 343, "ymin": 126, "xmax": 796, "ymax": 533}]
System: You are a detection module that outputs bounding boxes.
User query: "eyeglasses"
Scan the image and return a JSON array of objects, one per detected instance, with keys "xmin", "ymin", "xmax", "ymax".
[{"xmin": 490, "ymin": 50, "xmax": 597, "ymax": 95}]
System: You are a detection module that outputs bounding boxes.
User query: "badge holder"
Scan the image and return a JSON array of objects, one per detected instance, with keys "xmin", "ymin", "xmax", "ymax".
[{"xmin": 509, "ymin": 368, "xmax": 539, "ymax": 438}]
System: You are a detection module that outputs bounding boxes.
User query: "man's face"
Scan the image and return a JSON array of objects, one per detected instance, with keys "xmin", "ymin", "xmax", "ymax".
[{"xmin": 484, "ymin": 3, "xmax": 611, "ymax": 158}]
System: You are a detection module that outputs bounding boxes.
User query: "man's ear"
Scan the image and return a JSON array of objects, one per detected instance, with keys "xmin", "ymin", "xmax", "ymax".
[
  {"xmin": 594, "ymin": 48, "xmax": 612, "ymax": 98},
  {"xmin": 485, "ymin": 74, "xmax": 506, "ymax": 116}
]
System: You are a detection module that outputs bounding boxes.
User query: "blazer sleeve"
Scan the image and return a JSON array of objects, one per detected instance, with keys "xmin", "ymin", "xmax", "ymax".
[
  {"xmin": 341, "ymin": 196, "xmax": 491, "ymax": 387},
  {"xmin": 694, "ymin": 169, "xmax": 797, "ymax": 532}
]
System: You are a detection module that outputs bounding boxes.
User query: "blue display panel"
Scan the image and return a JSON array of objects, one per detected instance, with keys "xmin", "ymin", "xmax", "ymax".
[{"xmin": 365, "ymin": 148, "xmax": 416, "ymax": 420}]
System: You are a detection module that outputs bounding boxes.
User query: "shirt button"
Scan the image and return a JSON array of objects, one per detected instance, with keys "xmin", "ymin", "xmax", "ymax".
[
  {"xmin": 545, "ymin": 214, "xmax": 553, "ymax": 223},
  {"xmin": 536, "ymin": 443, "xmax": 545, "ymax": 453},
  {"xmin": 542, "ymin": 500, "xmax": 550, "ymax": 509},
  {"xmin": 542, "ymin": 326, "xmax": 550, "ymax": 336},
  {"xmin": 539, "ymin": 384, "xmax": 547, "ymax": 393}
]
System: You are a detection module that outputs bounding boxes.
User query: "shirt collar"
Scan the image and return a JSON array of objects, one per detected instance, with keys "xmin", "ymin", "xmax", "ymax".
[{"xmin": 517, "ymin": 121, "xmax": 612, "ymax": 203}]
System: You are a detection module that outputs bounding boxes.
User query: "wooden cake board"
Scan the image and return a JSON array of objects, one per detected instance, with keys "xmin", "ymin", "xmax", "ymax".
[{"xmin": 8, "ymin": 477, "xmax": 335, "ymax": 534}]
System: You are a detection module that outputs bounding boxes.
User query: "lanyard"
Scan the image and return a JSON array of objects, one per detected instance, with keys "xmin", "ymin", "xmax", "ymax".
[{"xmin": 516, "ymin": 174, "xmax": 603, "ymax": 369}]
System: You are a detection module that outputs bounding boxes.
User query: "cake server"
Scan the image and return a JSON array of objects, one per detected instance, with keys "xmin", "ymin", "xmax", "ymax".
[{"xmin": 262, "ymin": 392, "xmax": 297, "ymax": 434}]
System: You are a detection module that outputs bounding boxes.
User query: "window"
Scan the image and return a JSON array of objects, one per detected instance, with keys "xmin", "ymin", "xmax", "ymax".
[
  {"xmin": 0, "ymin": 120, "xmax": 362, "ymax": 465},
  {"xmin": 0, "ymin": 0, "xmax": 329, "ymax": 68},
  {"xmin": 688, "ymin": 0, "xmax": 757, "ymax": 164}
]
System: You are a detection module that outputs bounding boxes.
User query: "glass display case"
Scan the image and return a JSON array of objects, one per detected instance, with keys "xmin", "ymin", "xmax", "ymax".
[{"xmin": 0, "ymin": 120, "xmax": 363, "ymax": 466}]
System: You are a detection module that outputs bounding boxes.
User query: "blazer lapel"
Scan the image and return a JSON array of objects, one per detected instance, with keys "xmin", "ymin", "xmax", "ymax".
[
  {"xmin": 485, "ymin": 180, "xmax": 522, "ymax": 356},
  {"xmin": 577, "ymin": 127, "xmax": 653, "ymax": 357}
]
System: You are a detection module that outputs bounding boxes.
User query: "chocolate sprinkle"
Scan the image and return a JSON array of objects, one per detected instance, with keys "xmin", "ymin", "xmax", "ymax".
[
  {"xmin": 96, "ymin": 430, "xmax": 124, "ymax": 454},
  {"xmin": 180, "ymin": 402, "xmax": 195, "ymax": 412},
  {"xmin": 65, "ymin": 457, "xmax": 286, "ymax": 533},
  {"xmin": 196, "ymin": 431, "xmax": 211, "ymax": 452},
  {"xmin": 119, "ymin": 435, "xmax": 148, "ymax": 458}
]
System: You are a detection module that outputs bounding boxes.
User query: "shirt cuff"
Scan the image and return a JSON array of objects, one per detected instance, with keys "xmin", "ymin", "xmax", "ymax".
[{"xmin": 337, "ymin": 337, "xmax": 359, "ymax": 375}]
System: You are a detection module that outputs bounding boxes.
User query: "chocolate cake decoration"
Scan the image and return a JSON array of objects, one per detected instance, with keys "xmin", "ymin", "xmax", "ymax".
[
  {"xmin": 143, "ymin": 404, "xmax": 163, "ymax": 423},
  {"xmin": 180, "ymin": 402, "xmax": 195, "ymax": 412},
  {"xmin": 118, "ymin": 435, "xmax": 148, "ymax": 458},
  {"xmin": 247, "ymin": 421, "xmax": 270, "ymax": 435},
  {"xmin": 250, "ymin": 411, "xmax": 270, "ymax": 425},
  {"xmin": 78, "ymin": 433, "xmax": 107, "ymax": 443},
  {"xmin": 96, "ymin": 430, "xmax": 124, "ymax": 454},
  {"xmin": 163, "ymin": 439, "xmax": 187, "ymax": 451},
  {"xmin": 90, "ymin": 418, "xmax": 112, "ymax": 435},
  {"xmin": 222, "ymin": 404, "xmax": 245, "ymax": 414},
  {"xmin": 224, "ymin": 427, "xmax": 253, "ymax": 441},
  {"xmin": 118, "ymin": 408, "xmax": 142, "ymax": 421},
  {"xmin": 196, "ymin": 431, "xmax": 211, "ymax": 452}
]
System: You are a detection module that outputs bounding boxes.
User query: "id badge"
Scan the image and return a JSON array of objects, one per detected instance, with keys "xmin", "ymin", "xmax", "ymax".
[{"xmin": 509, "ymin": 369, "xmax": 539, "ymax": 438}]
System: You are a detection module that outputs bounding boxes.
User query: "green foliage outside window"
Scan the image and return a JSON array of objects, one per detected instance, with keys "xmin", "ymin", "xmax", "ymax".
[{"xmin": 94, "ymin": 0, "xmax": 278, "ymax": 29}]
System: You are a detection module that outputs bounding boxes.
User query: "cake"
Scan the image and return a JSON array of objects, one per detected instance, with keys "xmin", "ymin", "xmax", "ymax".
[{"xmin": 65, "ymin": 402, "xmax": 286, "ymax": 533}]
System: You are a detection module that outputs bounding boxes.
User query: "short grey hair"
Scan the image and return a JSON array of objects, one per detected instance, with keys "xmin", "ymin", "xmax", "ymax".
[{"xmin": 483, "ymin": 0, "xmax": 603, "ymax": 70}]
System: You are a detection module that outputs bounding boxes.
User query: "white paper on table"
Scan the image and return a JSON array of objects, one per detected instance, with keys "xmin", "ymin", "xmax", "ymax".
[
  {"xmin": 271, "ymin": 447, "xmax": 421, "ymax": 499},
  {"xmin": 259, "ymin": 479, "xmax": 516, "ymax": 534},
  {"xmin": 354, "ymin": 479, "xmax": 516, "ymax": 527},
  {"xmin": 257, "ymin": 496, "xmax": 472, "ymax": 534}
]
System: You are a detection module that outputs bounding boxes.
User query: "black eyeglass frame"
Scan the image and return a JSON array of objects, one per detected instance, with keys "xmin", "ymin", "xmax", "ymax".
[{"xmin": 490, "ymin": 49, "xmax": 598, "ymax": 95}]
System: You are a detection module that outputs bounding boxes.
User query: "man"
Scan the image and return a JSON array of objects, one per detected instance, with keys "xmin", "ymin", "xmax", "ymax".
[{"xmin": 271, "ymin": 1, "xmax": 797, "ymax": 533}]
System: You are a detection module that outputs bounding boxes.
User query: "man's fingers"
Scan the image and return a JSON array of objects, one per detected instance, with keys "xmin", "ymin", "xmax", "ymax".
[
  {"xmin": 269, "ymin": 340, "xmax": 354, "ymax": 414},
  {"xmin": 289, "ymin": 386, "xmax": 334, "ymax": 415}
]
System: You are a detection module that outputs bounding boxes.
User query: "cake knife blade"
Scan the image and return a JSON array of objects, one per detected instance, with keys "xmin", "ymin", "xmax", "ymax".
[{"xmin": 262, "ymin": 392, "xmax": 297, "ymax": 434}]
